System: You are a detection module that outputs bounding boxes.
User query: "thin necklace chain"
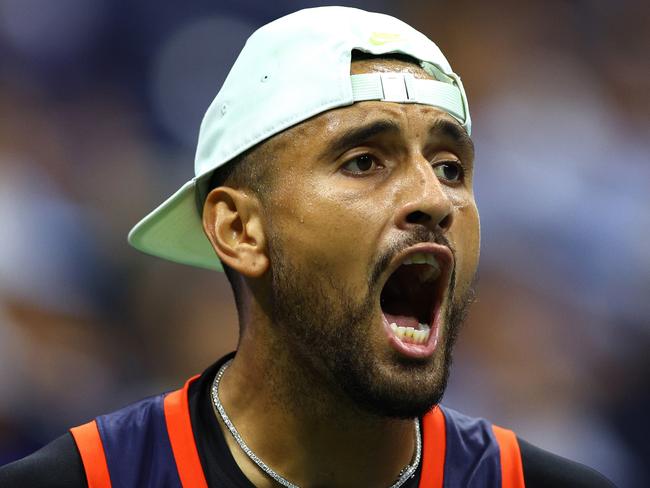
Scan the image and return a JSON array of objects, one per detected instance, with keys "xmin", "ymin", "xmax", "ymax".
[{"xmin": 210, "ymin": 360, "xmax": 421, "ymax": 488}]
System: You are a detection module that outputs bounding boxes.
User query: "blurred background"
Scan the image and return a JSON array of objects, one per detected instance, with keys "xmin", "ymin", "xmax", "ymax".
[{"xmin": 0, "ymin": 0, "xmax": 647, "ymax": 486}]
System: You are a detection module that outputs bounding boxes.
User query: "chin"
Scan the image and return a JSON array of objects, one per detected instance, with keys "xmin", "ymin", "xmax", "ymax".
[{"xmin": 334, "ymin": 335, "xmax": 454, "ymax": 419}]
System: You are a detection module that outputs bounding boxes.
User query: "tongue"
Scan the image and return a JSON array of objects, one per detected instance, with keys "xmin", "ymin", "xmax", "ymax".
[{"xmin": 384, "ymin": 313, "xmax": 420, "ymax": 329}]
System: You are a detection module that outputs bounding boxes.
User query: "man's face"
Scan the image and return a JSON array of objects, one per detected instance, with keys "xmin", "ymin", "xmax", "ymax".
[{"xmin": 261, "ymin": 59, "xmax": 480, "ymax": 418}]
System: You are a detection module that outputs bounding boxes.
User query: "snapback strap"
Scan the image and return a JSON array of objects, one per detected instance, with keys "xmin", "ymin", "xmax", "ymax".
[{"xmin": 350, "ymin": 72, "xmax": 468, "ymax": 128}]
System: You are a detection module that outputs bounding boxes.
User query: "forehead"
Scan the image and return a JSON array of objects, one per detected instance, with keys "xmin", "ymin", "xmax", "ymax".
[
  {"xmin": 349, "ymin": 57, "xmax": 433, "ymax": 78},
  {"xmin": 318, "ymin": 101, "xmax": 457, "ymax": 136}
]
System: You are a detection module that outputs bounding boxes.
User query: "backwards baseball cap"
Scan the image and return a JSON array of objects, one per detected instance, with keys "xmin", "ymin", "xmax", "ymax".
[{"xmin": 128, "ymin": 6, "xmax": 471, "ymax": 271}]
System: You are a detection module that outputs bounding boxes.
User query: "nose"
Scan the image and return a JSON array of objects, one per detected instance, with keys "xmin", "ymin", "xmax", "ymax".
[{"xmin": 393, "ymin": 161, "xmax": 454, "ymax": 234}]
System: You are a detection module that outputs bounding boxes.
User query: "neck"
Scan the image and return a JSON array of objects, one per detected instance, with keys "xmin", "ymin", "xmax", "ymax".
[{"xmin": 214, "ymin": 325, "xmax": 418, "ymax": 488}]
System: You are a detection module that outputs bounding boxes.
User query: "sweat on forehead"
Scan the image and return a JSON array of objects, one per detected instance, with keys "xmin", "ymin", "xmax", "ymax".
[{"xmin": 350, "ymin": 51, "xmax": 434, "ymax": 78}]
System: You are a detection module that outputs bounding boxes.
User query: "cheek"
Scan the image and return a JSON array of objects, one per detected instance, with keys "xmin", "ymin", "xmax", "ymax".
[
  {"xmin": 451, "ymin": 204, "xmax": 480, "ymax": 291},
  {"xmin": 268, "ymin": 191, "xmax": 384, "ymax": 280}
]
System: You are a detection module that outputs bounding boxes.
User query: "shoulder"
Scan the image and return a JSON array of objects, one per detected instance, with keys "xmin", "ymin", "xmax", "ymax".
[
  {"xmin": 432, "ymin": 407, "xmax": 615, "ymax": 487},
  {"xmin": 0, "ymin": 393, "xmax": 172, "ymax": 488},
  {"xmin": 0, "ymin": 432, "xmax": 87, "ymax": 488},
  {"xmin": 518, "ymin": 437, "xmax": 616, "ymax": 488}
]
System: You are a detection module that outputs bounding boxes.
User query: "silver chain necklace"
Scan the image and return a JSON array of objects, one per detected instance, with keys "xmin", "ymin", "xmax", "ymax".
[{"xmin": 210, "ymin": 360, "xmax": 421, "ymax": 488}]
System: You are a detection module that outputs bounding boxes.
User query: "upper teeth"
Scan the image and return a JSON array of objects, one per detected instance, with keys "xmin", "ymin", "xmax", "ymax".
[
  {"xmin": 403, "ymin": 253, "xmax": 441, "ymax": 282},
  {"xmin": 403, "ymin": 253, "xmax": 439, "ymax": 267}
]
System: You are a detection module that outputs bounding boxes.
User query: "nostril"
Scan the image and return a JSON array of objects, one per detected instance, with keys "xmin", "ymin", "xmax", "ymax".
[
  {"xmin": 406, "ymin": 210, "xmax": 431, "ymax": 225},
  {"xmin": 404, "ymin": 210, "xmax": 453, "ymax": 230},
  {"xmin": 439, "ymin": 214, "xmax": 452, "ymax": 230}
]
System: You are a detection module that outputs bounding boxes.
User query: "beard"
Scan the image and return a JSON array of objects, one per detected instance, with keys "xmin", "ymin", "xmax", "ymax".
[{"xmin": 267, "ymin": 228, "xmax": 476, "ymax": 419}]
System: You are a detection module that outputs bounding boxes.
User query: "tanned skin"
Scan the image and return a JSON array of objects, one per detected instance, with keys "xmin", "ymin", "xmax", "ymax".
[{"xmin": 201, "ymin": 58, "xmax": 479, "ymax": 488}]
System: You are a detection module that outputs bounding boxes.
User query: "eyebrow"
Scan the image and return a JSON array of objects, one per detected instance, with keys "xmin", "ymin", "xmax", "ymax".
[
  {"xmin": 430, "ymin": 118, "xmax": 475, "ymax": 159},
  {"xmin": 320, "ymin": 119, "xmax": 401, "ymax": 159},
  {"xmin": 320, "ymin": 116, "xmax": 475, "ymax": 160}
]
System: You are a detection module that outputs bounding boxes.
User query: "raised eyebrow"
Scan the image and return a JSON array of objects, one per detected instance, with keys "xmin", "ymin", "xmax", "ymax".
[
  {"xmin": 429, "ymin": 118, "xmax": 475, "ymax": 159},
  {"xmin": 320, "ymin": 119, "xmax": 401, "ymax": 159}
]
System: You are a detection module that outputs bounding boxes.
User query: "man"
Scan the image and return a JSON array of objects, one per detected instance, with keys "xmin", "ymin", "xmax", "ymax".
[{"xmin": 0, "ymin": 6, "xmax": 614, "ymax": 487}]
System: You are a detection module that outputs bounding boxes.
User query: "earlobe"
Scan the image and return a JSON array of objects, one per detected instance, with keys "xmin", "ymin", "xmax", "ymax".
[{"xmin": 202, "ymin": 187, "xmax": 269, "ymax": 277}]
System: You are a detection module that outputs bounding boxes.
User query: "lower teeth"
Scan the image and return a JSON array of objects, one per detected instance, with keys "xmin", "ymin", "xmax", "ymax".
[{"xmin": 390, "ymin": 322, "xmax": 430, "ymax": 344}]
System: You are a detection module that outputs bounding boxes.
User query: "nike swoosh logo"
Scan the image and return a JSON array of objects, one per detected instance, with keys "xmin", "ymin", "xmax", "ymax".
[{"xmin": 369, "ymin": 32, "xmax": 402, "ymax": 46}]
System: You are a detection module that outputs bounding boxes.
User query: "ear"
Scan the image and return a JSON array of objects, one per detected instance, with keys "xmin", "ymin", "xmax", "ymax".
[{"xmin": 202, "ymin": 187, "xmax": 269, "ymax": 277}]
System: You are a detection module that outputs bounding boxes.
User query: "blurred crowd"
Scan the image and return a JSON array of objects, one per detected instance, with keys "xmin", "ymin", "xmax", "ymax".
[{"xmin": 0, "ymin": 1, "xmax": 647, "ymax": 486}]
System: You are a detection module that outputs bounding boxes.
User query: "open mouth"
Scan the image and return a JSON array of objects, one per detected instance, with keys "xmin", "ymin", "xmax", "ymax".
[{"xmin": 379, "ymin": 245, "xmax": 452, "ymax": 357}]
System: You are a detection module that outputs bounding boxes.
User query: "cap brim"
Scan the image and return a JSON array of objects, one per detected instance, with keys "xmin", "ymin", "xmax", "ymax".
[{"xmin": 127, "ymin": 179, "xmax": 223, "ymax": 271}]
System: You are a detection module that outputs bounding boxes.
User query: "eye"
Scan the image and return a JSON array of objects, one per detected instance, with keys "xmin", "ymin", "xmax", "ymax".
[
  {"xmin": 341, "ymin": 154, "xmax": 381, "ymax": 175},
  {"xmin": 433, "ymin": 161, "xmax": 463, "ymax": 183}
]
